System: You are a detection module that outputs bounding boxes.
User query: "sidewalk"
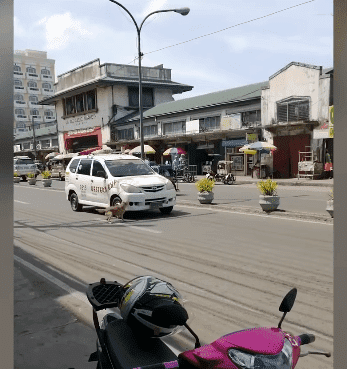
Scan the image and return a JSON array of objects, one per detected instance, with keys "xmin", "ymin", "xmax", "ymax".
[{"xmin": 191, "ymin": 175, "xmax": 333, "ymax": 188}]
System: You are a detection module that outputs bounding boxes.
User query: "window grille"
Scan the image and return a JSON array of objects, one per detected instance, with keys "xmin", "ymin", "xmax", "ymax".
[
  {"xmin": 277, "ymin": 97, "xmax": 310, "ymax": 122},
  {"xmin": 42, "ymin": 82, "xmax": 51, "ymax": 89},
  {"xmin": 14, "ymin": 94, "xmax": 24, "ymax": 101},
  {"xmin": 30, "ymin": 109, "xmax": 40, "ymax": 116},
  {"xmin": 28, "ymin": 81, "xmax": 37, "ymax": 88},
  {"xmin": 41, "ymin": 69, "xmax": 50, "ymax": 75},
  {"xmin": 26, "ymin": 67, "xmax": 36, "ymax": 74},
  {"xmin": 15, "ymin": 109, "xmax": 25, "ymax": 115},
  {"xmin": 29, "ymin": 95, "xmax": 38, "ymax": 102},
  {"xmin": 199, "ymin": 116, "xmax": 220, "ymax": 132},
  {"xmin": 14, "ymin": 65, "xmax": 21, "ymax": 72},
  {"xmin": 14, "ymin": 79, "xmax": 22, "ymax": 86}
]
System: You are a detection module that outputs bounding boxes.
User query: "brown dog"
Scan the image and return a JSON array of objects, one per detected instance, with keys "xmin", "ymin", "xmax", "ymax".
[{"xmin": 97, "ymin": 201, "xmax": 128, "ymax": 223}]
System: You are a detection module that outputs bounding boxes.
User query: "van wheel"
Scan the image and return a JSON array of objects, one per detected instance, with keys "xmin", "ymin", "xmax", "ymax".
[
  {"xmin": 111, "ymin": 196, "xmax": 122, "ymax": 207},
  {"xmin": 70, "ymin": 193, "xmax": 83, "ymax": 212},
  {"xmin": 159, "ymin": 206, "xmax": 173, "ymax": 214}
]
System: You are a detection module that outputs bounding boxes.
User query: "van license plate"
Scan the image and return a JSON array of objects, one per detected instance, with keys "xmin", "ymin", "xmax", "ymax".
[{"xmin": 150, "ymin": 202, "xmax": 162, "ymax": 209}]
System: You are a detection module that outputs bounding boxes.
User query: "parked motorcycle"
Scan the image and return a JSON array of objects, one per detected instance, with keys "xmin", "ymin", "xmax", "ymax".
[{"xmin": 86, "ymin": 275, "xmax": 331, "ymax": 369}]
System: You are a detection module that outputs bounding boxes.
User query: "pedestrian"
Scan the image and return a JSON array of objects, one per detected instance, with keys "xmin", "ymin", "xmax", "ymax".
[{"xmin": 324, "ymin": 151, "xmax": 333, "ymax": 179}]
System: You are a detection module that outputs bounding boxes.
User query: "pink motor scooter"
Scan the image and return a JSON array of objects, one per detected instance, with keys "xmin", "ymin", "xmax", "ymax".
[{"xmin": 87, "ymin": 278, "xmax": 331, "ymax": 369}]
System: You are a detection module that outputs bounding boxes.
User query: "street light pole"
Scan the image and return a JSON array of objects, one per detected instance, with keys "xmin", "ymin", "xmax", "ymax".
[
  {"xmin": 109, "ymin": 1, "xmax": 190, "ymax": 160},
  {"xmin": 32, "ymin": 116, "xmax": 37, "ymax": 160}
]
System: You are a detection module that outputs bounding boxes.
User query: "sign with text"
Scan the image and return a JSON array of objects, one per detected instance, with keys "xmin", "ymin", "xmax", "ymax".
[
  {"xmin": 246, "ymin": 133, "xmax": 258, "ymax": 143},
  {"xmin": 329, "ymin": 106, "xmax": 334, "ymax": 138},
  {"xmin": 186, "ymin": 119, "xmax": 199, "ymax": 134},
  {"xmin": 221, "ymin": 114, "xmax": 241, "ymax": 130}
]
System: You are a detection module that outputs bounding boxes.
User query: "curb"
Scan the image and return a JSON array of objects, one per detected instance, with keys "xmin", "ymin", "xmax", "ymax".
[
  {"xmin": 234, "ymin": 181, "xmax": 333, "ymax": 188},
  {"xmin": 176, "ymin": 200, "xmax": 333, "ymax": 223}
]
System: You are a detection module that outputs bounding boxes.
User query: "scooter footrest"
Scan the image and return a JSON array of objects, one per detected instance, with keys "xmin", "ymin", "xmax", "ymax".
[{"xmin": 87, "ymin": 281, "xmax": 124, "ymax": 310}]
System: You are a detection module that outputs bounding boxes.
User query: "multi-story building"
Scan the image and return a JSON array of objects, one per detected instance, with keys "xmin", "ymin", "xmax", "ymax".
[
  {"xmin": 39, "ymin": 59, "xmax": 193, "ymax": 154},
  {"xmin": 13, "ymin": 49, "xmax": 56, "ymax": 134}
]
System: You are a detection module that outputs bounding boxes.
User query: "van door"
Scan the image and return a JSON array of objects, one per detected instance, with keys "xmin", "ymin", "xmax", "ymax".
[
  {"xmin": 75, "ymin": 159, "xmax": 92, "ymax": 202},
  {"xmin": 90, "ymin": 160, "xmax": 109, "ymax": 205}
]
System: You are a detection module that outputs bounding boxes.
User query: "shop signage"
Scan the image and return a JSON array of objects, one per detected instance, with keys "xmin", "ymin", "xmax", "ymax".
[
  {"xmin": 329, "ymin": 106, "xmax": 334, "ymax": 138},
  {"xmin": 67, "ymin": 128, "xmax": 96, "ymax": 136},
  {"xmin": 186, "ymin": 119, "xmax": 199, "ymax": 134},
  {"xmin": 246, "ymin": 133, "xmax": 258, "ymax": 143},
  {"xmin": 66, "ymin": 113, "xmax": 96, "ymax": 125},
  {"xmin": 221, "ymin": 114, "xmax": 241, "ymax": 130},
  {"xmin": 222, "ymin": 139, "xmax": 248, "ymax": 147}
]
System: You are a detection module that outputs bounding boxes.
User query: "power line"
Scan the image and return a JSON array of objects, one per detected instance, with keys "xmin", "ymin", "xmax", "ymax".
[{"xmin": 142, "ymin": 0, "xmax": 316, "ymax": 56}]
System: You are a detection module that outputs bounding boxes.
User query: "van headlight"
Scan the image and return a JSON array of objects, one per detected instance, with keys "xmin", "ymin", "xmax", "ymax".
[
  {"xmin": 120, "ymin": 184, "xmax": 142, "ymax": 193},
  {"xmin": 166, "ymin": 181, "xmax": 175, "ymax": 191}
]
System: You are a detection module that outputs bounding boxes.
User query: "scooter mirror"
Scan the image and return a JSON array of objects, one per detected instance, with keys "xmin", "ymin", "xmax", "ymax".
[{"xmin": 279, "ymin": 288, "xmax": 297, "ymax": 312}]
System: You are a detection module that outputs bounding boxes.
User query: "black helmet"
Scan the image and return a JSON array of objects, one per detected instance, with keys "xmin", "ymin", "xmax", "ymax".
[{"xmin": 119, "ymin": 276, "xmax": 188, "ymax": 338}]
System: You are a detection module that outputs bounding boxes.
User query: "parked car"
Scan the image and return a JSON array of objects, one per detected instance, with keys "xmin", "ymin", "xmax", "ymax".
[
  {"xmin": 65, "ymin": 154, "xmax": 176, "ymax": 214},
  {"xmin": 13, "ymin": 156, "xmax": 39, "ymax": 181}
]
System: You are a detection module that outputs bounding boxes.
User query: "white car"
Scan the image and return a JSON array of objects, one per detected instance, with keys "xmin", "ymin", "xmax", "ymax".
[
  {"xmin": 65, "ymin": 154, "xmax": 176, "ymax": 214},
  {"xmin": 14, "ymin": 156, "xmax": 39, "ymax": 181}
]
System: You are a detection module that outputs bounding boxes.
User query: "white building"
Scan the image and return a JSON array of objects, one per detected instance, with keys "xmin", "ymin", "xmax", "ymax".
[
  {"xmin": 13, "ymin": 49, "xmax": 56, "ymax": 134},
  {"xmin": 39, "ymin": 59, "xmax": 193, "ymax": 154}
]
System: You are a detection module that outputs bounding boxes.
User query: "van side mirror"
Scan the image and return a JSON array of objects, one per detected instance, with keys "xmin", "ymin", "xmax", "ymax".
[{"xmin": 97, "ymin": 171, "xmax": 107, "ymax": 179}]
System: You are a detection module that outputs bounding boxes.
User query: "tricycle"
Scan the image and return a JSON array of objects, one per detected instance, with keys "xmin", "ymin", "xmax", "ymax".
[{"xmin": 206, "ymin": 160, "xmax": 235, "ymax": 185}]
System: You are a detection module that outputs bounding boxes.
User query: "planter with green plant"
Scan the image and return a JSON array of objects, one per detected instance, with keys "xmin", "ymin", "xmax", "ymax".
[
  {"xmin": 27, "ymin": 172, "xmax": 37, "ymax": 185},
  {"xmin": 41, "ymin": 171, "xmax": 52, "ymax": 187},
  {"xmin": 326, "ymin": 189, "xmax": 333, "ymax": 218},
  {"xmin": 195, "ymin": 178, "xmax": 215, "ymax": 204},
  {"xmin": 14, "ymin": 172, "xmax": 21, "ymax": 183},
  {"xmin": 257, "ymin": 179, "xmax": 280, "ymax": 212}
]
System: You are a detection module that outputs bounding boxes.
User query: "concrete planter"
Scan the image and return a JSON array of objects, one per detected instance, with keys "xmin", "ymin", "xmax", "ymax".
[
  {"xmin": 14, "ymin": 177, "xmax": 21, "ymax": 183},
  {"xmin": 198, "ymin": 191, "xmax": 214, "ymax": 204},
  {"xmin": 326, "ymin": 200, "xmax": 333, "ymax": 218},
  {"xmin": 42, "ymin": 178, "xmax": 52, "ymax": 187},
  {"xmin": 259, "ymin": 195, "xmax": 280, "ymax": 212},
  {"xmin": 28, "ymin": 178, "xmax": 37, "ymax": 185}
]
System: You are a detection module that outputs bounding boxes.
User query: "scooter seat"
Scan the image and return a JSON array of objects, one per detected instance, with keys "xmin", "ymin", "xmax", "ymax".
[{"xmin": 105, "ymin": 318, "xmax": 178, "ymax": 369}]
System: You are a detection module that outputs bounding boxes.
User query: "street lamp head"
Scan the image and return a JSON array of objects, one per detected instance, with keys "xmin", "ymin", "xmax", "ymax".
[{"xmin": 174, "ymin": 7, "xmax": 190, "ymax": 16}]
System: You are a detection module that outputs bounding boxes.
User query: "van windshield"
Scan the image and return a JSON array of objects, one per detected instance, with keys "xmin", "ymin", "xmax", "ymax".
[
  {"xmin": 104, "ymin": 159, "xmax": 155, "ymax": 177},
  {"xmin": 15, "ymin": 159, "xmax": 35, "ymax": 165}
]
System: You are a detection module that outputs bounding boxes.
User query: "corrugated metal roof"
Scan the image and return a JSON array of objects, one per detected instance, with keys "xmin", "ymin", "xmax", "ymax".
[{"xmin": 126, "ymin": 81, "xmax": 268, "ymax": 120}]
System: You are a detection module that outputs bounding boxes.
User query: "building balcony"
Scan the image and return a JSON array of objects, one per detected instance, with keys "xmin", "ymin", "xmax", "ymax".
[
  {"xmin": 14, "ymin": 71, "xmax": 24, "ymax": 78},
  {"xmin": 28, "ymin": 87, "xmax": 41, "ymax": 94},
  {"xmin": 30, "ymin": 115, "xmax": 42, "ymax": 122},
  {"xmin": 41, "ymin": 74, "xmax": 53, "ymax": 81},
  {"xmin": 26, "ymin": 72, "xmax": 39, "ymax": 80},
  {"xmin": 44, "ymin": 116, "xmax": 56, "ymax": 123},
  {"xmin": 15, "ymin": 114, "xmax": 28, "ymax": 122},
  {"xmin": 14, "ymin": 86, "xmax": 26, "ymax": 93},
  {"xmin": 14, "ymin": 100, "xmax": 28, "ymax": 107},
  {"xmin": 42, "ymin": 88, "xmax": 54, "ymax": 96},
  {"xmin": 29, "ymin": 101, "xmax": 42, "ymax": 108}
]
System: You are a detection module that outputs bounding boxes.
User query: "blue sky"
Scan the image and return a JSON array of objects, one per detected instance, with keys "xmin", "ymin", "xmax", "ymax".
[{"xmin": 14, "ymin": 0, "xmax": 333, "ymax": 99}]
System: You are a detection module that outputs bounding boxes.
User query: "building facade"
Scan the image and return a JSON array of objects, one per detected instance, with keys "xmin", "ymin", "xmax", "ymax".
[
  {"xmin": 13, "ymin": 49, "xmax": 56, "ymax": 134},
  {"xmin": 39, "ymin": 59, "xmax": 193, "ymax": 154},
  {"xmin": 261, "ymin": 62, "xmax": 333, "ymax": 178},
  {"xmin": 108, "ymin": 81, "xmax": 268, "ymax": 175}
]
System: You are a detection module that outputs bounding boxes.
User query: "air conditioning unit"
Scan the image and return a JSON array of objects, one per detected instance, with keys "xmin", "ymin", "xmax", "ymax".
[{"xmin": 36, "ymin": 144, "xmax": 41, "ymax": 150}]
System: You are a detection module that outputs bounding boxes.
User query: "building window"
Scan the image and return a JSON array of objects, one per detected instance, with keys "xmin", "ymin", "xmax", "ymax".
[
  {"xmin": 15, "ymin": 108, "xmax": 25, "ymax": 116},
  {"xmin": 14, "ymin": 79, "xmax": 22, "ymax": 86},
  {"xmin": 63, "ymin": 89, "xmax": 97, "ymax": 117},
  {"xmin": 41, "ymin": 69, "xmax": 50, "ymax": 75},
  {"xmin": 28, "ymin": 81, "xmax": 37, "ymax": 88},
  {"xmin": 41, "ymin": 139, "xmax": 50, "ymax": 148},
  {"xmin": 16, "ymin": 122, "xmax": 26, "ymax": 128},
  {"xmin": 163, "ymin": 121, "xmax": 186, "ymax": 135},
  {"xmin": 199, "ymin": 116, "xmax": 220, "ymax": 132},
  {"xmin": 42, "ymin": 82, "xmax": 51, "ymax": 89},
  {"xmin": 128, "ymin": 87, "xmax": 153, "ymax": 108},
  {"xmin": 30, "ymin": 109, "xmax": 40, "ymax": 116},
  {"xmin": 26, "ymin": 67, "xmax": 36, "ymax": 74},
  {"xmin": 241, "ymin": 110, "xmax": 261, "ymax": 127},
  {"xmin": 14, "ymin": 65, "xmax": 21, "ymax": 72},
  {"xmin": 117, "ymin": 128, "xmax": 134, "ymax": 140},
  {"xmin": 52, "ymin": 139, "xmax": 59, "ymax": 147},
  {"xmin": 44, "ymin": 110, "xmax": 54, "ymax": 117},
  {"xmin": 143, "ymin": 125, "xmax": 158, "ymax": 137},
  {"xmin": 22, "ymin": 142, "xmax": 31, "ymax": 149},
  {"xmin": 276, "ymin": 97, "xmax": 310, "ymax": 122},
  {"xmin": 29, "ymin": 95, "xmax": 38, "ymax": 102},
  {"xmin": 14, "ymin": 94, "xmax": 24, "ymax": 101}
]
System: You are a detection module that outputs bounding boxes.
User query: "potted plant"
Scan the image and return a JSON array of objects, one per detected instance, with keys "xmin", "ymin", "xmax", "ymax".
[
  {"xmin": 195, "ymin": 178, "xmax": 215, "ymax": 204},
  {"xmin": 27, "ymin": 172, "xmax": 37, "ymax": 185},
  {"xmin": 41, "ymin": 171, "xmax": 52, "ymax": 187},
  {"xmin": 326, "ymin": 189, "xmax": 333, "ymax": 218},
  {"xmin": 14, "ymin": 172, "xmax": 21, "ymax": 183},
  {"xmin": 257, "ymin": 179, "xmax": 280, "ymax": 212}
]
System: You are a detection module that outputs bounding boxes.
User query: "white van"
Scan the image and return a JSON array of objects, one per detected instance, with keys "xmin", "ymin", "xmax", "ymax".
[
  {"xmin": 14, "ymin": 156, "xmax": 39, "ymax": 180},
  {"xmin": 65, "ymin": 154, "xmax": 176, "ymax": 214}
]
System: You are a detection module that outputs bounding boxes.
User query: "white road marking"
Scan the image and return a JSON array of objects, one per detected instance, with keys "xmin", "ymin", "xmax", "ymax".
[
  {"xmin": 14, "ymin": 200, "xmax": 30, "ymax": 204},
  {"xmin": 175, "ymin": 204, "xmax": 333, "ymax": 226},
  {"xmin": 92, "ymin": 218, "xmax": 162, "ymax": 233}
]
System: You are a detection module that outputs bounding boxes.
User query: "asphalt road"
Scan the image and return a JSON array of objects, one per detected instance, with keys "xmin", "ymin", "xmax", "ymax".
[{"xmin": 14, "ymin": 181, "xmax": 333, "ymax": 369}]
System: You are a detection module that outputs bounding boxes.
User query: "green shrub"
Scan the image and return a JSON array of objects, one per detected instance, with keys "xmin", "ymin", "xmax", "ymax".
[
  {"xmin": 195, "ymin": 178, "xmax": 215, "ymax": 192},
  {"xmin": 27, "ymin": 172, "xmax": 35, "ymax": 179},
  {"xmin": 41, "ymin": 171, "xmax": 51, "ymax": 179},
  {"xmin": 257, "ymin": 179, "xmax": 278, "ymax": 196},
  {"xmin": 14, "ymin": 172, "xmax": 19, "ymax": 177}
]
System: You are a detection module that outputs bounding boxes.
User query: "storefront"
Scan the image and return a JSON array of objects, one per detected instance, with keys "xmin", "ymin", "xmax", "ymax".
[{"xmin": 64, "ymin": 127, "xmax": 102, "ymax": 153}]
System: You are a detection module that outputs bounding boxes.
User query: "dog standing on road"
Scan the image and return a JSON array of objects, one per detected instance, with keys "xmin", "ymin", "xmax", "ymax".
[{"xmin": 97, "ymin": 201, "xmax": 129, "ymax": 223}]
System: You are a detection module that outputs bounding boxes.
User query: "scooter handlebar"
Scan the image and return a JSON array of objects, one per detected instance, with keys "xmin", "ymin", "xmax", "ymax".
[{"xmin": 298, "ymin": 333, "xmax": 315, "ymax": 345}]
